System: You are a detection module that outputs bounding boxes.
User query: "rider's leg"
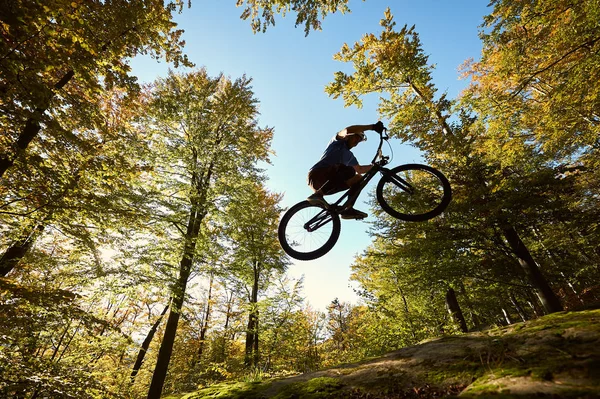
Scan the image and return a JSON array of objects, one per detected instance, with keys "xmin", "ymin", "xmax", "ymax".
[
  {"xmin": 307, "ymin": 165, "xmax": 347, "ymax": 207},
  {"xmin": 343, "ymin": 174, "xmax": 364, "ymax": 209}
]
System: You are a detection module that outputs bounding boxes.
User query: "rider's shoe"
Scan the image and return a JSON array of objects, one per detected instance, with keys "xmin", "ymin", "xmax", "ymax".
[
  {"xmin": 307, "ymin": 193, "xmax": 329, "ymax": 208},
  {"xmin": 340, "ymin": 208, "xmax": 368, "ymax": 220}
]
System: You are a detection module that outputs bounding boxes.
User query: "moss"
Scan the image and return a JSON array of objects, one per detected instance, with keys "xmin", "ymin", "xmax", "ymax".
[
  {"xmin": 422, "ymin": 361, "xmax": 484, "ymax": 385},
  {"xmin": 179, "ymin": 381, "xmax": 270, "ymax": 399},
  {"xmin": 272, "ymin": 377, "xmax": 345, "ymax": 399}
]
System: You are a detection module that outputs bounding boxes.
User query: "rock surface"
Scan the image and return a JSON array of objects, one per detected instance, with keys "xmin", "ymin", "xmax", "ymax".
[{"xmin": 172, "ymin": 309, "xmax": 600, "ymax": 398}]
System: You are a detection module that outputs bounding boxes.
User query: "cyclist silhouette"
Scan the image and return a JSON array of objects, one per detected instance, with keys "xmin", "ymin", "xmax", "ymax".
[{"xmin": 307, "ymin": 121, "xmax": 385, "ymax": 219}]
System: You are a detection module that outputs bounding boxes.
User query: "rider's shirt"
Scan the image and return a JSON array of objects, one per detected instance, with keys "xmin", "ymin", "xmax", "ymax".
[{"xmin": 309, "ymin": 135, "xmax": 358, "ymax": 171}]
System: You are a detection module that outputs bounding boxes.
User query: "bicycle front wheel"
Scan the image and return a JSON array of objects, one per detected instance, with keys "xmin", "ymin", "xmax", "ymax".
[
  {"xmin": 376, "ymin": 164, "xmax": 451, "ymax": 222},
  {"xmin": 278, "ymin": 200, "xmax": 341, "ymax": 261}
]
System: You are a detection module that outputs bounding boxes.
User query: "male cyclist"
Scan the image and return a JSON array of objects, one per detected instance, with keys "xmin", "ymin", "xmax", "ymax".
[{"xmin": 307, "ymin": 121, "xmax": 385, "ymax": 219}]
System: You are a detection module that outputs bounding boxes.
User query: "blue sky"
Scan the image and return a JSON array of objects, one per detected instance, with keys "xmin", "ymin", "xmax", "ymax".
[{"xmin": 131, "ymin": 0, "xmax": 491, "ymax": 311}]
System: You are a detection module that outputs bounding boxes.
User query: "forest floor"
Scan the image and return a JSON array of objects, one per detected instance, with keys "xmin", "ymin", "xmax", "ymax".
[{"xmin": 166, "ymin": 308, "xmax": 600, "ymax": 398}]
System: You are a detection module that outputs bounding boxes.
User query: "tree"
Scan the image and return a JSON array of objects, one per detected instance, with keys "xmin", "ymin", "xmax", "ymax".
[
  {"xmin": 326, "ymin": 298, "xmax": 351, "ymax": 352},
  {"xmin": 0, "ymin": 87, "xmax": 148, "ymax": 278},
  {"xmin": 0, "ymin": 0, "xmax": 190, "ymax": 180},
  {"xmin": 325, "ymin": 9, "xmax": 563, "ymax": 314},
  {"xmin": 222, "ymin": 180, "xmax": 288, "ymax": 367},
  {"xmin": 465, "ymin": 0, "xmax": 600, "ymax": 162},
  {"xmin": 462, "ymin": 0, "xmax": 600, "ymax": 304},
  {"xmin": 259, "ymin": 275, "xmax": 306, "ymax": 371},
  {"xmin": 139, "ymin": 69, "xmax": 273, "ymax": 399}
]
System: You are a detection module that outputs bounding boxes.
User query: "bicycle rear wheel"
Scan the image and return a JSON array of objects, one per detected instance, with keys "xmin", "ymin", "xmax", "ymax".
[
  {"xmin": 376, "ymin": 164, "xmax": 451, "ymax": 222},
  {"xmin": 278, "ymin": 200, "xmax": 341, "ymax": 261}
]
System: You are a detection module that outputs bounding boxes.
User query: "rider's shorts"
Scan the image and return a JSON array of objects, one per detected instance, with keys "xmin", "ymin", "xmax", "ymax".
[{"xmin": 307, "ymin": 163, "xmax": 356, "ymax": 195}]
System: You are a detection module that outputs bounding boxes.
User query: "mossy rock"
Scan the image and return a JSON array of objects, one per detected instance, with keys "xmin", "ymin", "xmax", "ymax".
[
  {"xmin": 168, "ymin": 381, "xmax": 270, "ymax": 399},
  {"xmin": 169, "ymin": 309, "xmax": 600, "ymax": 398}
]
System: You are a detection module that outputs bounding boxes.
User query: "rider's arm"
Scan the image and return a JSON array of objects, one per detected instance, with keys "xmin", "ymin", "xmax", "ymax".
[
  {"xmin": 337, "ymin": 124, "xmax": 379, "ymax": 138},
  {"xmin": 353, "ymin": 164, "xmax": 373, "ymax": 174}
]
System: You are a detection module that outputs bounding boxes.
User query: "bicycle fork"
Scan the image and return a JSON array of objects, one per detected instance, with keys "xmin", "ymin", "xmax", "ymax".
[{"xmin": 380, "ymin": 167, "xmax": 415, "ymax": 194}]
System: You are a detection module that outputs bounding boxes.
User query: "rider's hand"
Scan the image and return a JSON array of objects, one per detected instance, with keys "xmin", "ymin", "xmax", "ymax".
[{"xmin": 373, "ymin": 121, "xmax": 385, "ymax": 133}]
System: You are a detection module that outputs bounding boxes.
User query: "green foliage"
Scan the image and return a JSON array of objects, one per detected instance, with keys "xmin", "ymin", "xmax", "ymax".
[
  {"xmin": 468, "ymin": 0, "xmax": 600, "ymax": 161},
  {"xmin": 237, "ymin": 0, "xmax": 351, "ymax": 36},
  {"xmin": 0, "ymin": 0, "xmax": 191, "ymax": 180},
  {"xmin": 0, "ymin": 278, "xmax": 133, "ymax": 399}
]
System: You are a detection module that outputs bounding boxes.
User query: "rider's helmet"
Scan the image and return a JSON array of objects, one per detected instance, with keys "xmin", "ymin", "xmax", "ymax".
[{"xmin": 345, "ymin": 131, "xmax": 367, "ymax": 142}]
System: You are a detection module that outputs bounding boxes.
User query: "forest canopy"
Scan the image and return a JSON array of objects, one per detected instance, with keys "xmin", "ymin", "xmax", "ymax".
[{"xmin": 1, "ymin": 1, "xmax": 599, "ymax": 398}]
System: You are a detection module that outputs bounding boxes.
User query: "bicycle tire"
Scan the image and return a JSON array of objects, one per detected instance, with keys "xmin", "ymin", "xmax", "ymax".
[
  {"xmin": 376, "ymin": 164, "xmax": 451, "ymax": 222},
  {"xmin": 278, "ymin": 200, "xmax": 341, "ymax": 261}
]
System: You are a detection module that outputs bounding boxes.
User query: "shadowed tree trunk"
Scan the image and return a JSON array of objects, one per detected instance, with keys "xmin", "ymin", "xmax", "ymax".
[
  {"xmin": 0, "ymin": 70, "xmax": 74, "ymax": 179},
  {"xmin": 245, "ymin": 262, "xmax": 260, "ymax": 367},
  {"xmin": 445, "ymin": 288, "xmax": 468, "ymax": 333},
  {"xmin": 502, "ymin": 226, "xmax": 563, "ymax": 314},
  {"xmin": 509, "ymin": 292, "xmax": 528, "ymax": 322},
  {"xmin": 0, "ymin": 223, "xmax": 45, "ymax": 276},
  {"xmin": 130, "ymin": 303, "xmax": 170, "ymax": 382},
  {"xmin": 147, "ymin": 205, "xmax": 206, "ymax": 399}
]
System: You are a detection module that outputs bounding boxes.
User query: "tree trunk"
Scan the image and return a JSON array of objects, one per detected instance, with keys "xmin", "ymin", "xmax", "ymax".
[
  {"xmin": 147, "ymin": 206, "xmax": 204, "ymax": 399},
  {"xmin": 0, "ymin": 223, "xmax": 45, "ymax": 276},
  {"xmin": 245, "ymin": 311, "xmax": 258, "ymax": 367},
  {"xmin": 509, "ymin": 292, "xmax": 528, "ymax": 322},
  {"xmin": 130, "ymin": 303, "xmax": 170, "ymax": 382},
  {"xmin": 0, "ymin": 70, "xmax": 74, "ymax": 179},
  {"xmin": 253, "ymin": 317, "xmax": 259, "ymax": 364},
  {"xmin": 245, "ymin": 263, "xmax": 260, "ymax": 367},
  {"xmin": 195, "ymin": 272, "xmax": 214, "ymax": 364},
  {"xmin": 458, "ymin": 281, "xmax": 482, "ymax": 327},
  {"xmin": 445, "ymin": 288, "xmax": 468, "ymax": 333},
  {"xmin": 502, "ymin": 226, "xmax": 563, "ymax": 313}
]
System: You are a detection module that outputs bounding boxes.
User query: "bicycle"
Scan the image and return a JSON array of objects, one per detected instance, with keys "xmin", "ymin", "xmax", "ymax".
[{"xmin": 278, "ymin": 128, "xmax": 452, "ymax": 261}]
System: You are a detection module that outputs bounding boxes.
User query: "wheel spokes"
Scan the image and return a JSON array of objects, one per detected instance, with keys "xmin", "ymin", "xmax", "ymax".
[{"xmin": 286, "ymin": 207, "xmax": 335, "ymax": 253}]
